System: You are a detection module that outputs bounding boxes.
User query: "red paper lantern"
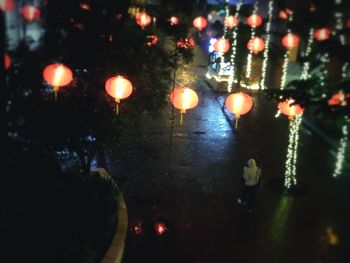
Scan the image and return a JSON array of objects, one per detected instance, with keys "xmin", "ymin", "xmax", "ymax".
[
  {"xmin": 278, "ymin": 99, "xmax": 304, "ymax": 119},
  {"xmin": 0, "ymin": 0, "xmax": 14, "ymax": 12},
  {"xmin": 247, "ymin": 37, "xmax": 265, "ymax": 54},
  {"xmin": 155, "ymin": 222, "xmax": 167, "ymax": 235},
  {"xmin": 169, "ymin": 16, "xmax": 179, "ymax": 26},
  {"xmin": 309, "ymin": 3, "xmax": 316, "ymax": 12},
  {"xmin": 279, "ymin": 10, "xmax": 288, "ymax": 20},
  {"xmin": 43, "ymin": 63, "xmax": 73, "ymax": 99},
  {"xmin": 170, "ymin": 87, "xmax": 199, "ymax": 113},
  {"xmin": 79, "ymin": 2, "xmax": 91, "ymax": 11},
  {"xmin": 247, "ymin": 14, "xmax": 263, "ymax": 28},
  {"xmin": 4, "ymin": 53, "xmax": 11, "ymax": 70},
  {"xmin": 21, "ymin": 5, "xmax": 41, "ymax": 22},
  {"xmin": 193, "ymin": 16, "xmax": 207, "ymax": 31},
  {"xmin": 328, "ymin": 92, "xmax": 350, "ymax": 106},
  {"xmin": 225, "ymin": 92, "xmax": 253, "ymax": 118},
  {"xmin": 282, "ymin": 33, "xmax": 300, "ymax": 49},
  {"xmin": 136, "ymin": 12, "xmax": 151, "ymax": 29},
  {"xmin": 225, "ymin": 15, "xmax": 239, "ymax": 29},
  {"xmin": 146, "ymin": 35, "xmax": 158, "ymax": 46},
  {"xmin": 314, "ymin": 28, "xmax": 332, "ymax": 41},
  {"xmin": 105, "ymin": 76, "xmax": 133, "ymax": 114},
  {"xmin": 213, "ymin": 38, "xmax": 230, "ymax": 53}
]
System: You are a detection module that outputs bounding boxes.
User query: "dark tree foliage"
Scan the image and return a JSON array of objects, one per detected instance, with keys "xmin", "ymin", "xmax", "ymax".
[{"xmin": 5, "ymin": 0, "xmax": 190, "ymax": 172}]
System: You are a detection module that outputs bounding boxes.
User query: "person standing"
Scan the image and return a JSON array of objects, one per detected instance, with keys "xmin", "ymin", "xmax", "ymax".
[{"xmin": 237, "ymin": 159, "xmax": 262, "ymax": 213}]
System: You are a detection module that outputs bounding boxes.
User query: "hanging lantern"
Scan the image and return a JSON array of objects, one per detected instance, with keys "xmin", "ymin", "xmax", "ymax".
[
  {"xmin": 0, "ymin": 0, "xmax": 14, "ymax": 12},
  {"xmin": 21, "ymin": 5, "xmax": 41, "ymax": 22},
  {"xmin": 193, "ymin": 16, "xmax": 207, "ymax": 31},
  {"xmin": 309, "ymin": 3, "xmax": 317, "ymax": 12},
  {"xmin": 279, "ymin": 10, "xmax": 288, "ymax": 20},
  {"xmin": 282, "ymin": 33, "xmax": 300, "ymax": 49},
  {"xmin": 225, "ymin": 15, "xmax": 239, "ymax": 29},
  {"xmin": 247, "ymin": 14, "xmax": 263, "ymax": 28},
  {"xmin": 43, "ymin": 63, "xmax": 73, "ymax": 100},
  {"xmin": 225, "ymin": 92, "xmax": 253, "ymax": 128},
  {"xmin": 247, "ymin": 37, "xmax": 265, "ymax": 54},
  {"xmin": 347, "ymin": 19, "xmax": 350, "ymax": 29},
  {"xmin": 146, "ymin": 35, "xmax": 158, "ymax": 46},
  {"xmin": 79, "ymin": 2, "xmax": 91, "ymax": 11},
  {"xmin": 4, "ymin": 53, "xmax": 11, "ymax": 70},
  {"xmin": 170, "ymin": 87, "xmax": 199, "ymax": 125},
  {"xmin": 328, "ymin": 92, "xmax": 350, "ymax": 106},
  {"xmin": 105, "ymin": 76, "xmax": 133, "ymax": 115},
  {"xmin": 136, "ymin": 12, "xmax": 151, "ymax": 29},
  {"xmin": 314, "ymin": 28, "xmax": 332, "ymax": 41},
  {"xmin": 155, "ymin": 222, "xmax": 167, "ymax": 235},
  {"xmin": 278, "ymin": 99, "xmax": 304, "ymax": 119},
  {"xmin": 213, "ymin": 38, "xmax": 230, "ymax": 54},
  {"xmin": 169, "ymin": 16, "xmax": 179, "ymax": 26}
]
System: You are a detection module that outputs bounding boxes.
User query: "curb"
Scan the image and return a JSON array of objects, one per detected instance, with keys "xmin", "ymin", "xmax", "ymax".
[{"xmin": 92, "ymin": 168, "xmax": 128, "ymax": 263}]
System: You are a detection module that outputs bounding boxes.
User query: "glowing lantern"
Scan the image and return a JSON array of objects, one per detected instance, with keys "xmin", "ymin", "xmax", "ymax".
[
  {"xmin": 213, "ymin": 38, "xmax": 230, "ymax": 54},
  {"xmin": 225, "ymin": 15, "xmax": 239, "ymax": 29},
  {"xmin": 170, "ymin": 87, "xmax": 199, "ymax": 125},
  {"xmin": 136, "ymin": 12, "xmax": 151, "ymax": 29},
  {"xmin": 105, "ymin": 76, "xmax": 133, "ymax": 114},
  {"xmin": 225, "ymin": 92, "xmax": 253, "ymax": 128},
  {"xmin": 328, "ymin": 92, "xmax": 350, "ymax": 106},
  {"xmin": 247, "ymin": 14, "xmax": 263, "ymax": 28},
  {"xmin": 43, "ymin": 63, "xmax": 73, "ymax": 100},
  {"xmin": 193, "ymin": 16, "xmax": 207, "ymax": 31},
  {"xmin": 146, "ymin": 35, "xmax": 158, "ymax": 46},
  {"xmin": 169, "ymin": 16, "xmax": 179, "ymax": 26},
  {"xmin": 347, "ymin": 19, "xmax": 350, "ymax": 29},
  {"xmin": 132, "ymin": 222, "xmax": 143, "ymax": 234},
  {"xmin": 278, "ymin": 99, "xmax": 304, "ymax": 119},
  {"xmin": 309, "ymin": 3, "xmax": 316, "ymax": 12},
  {"xmin": 4, "ymin": 53, "xmax": 11, "ymax": 70},
  {"xmin": 314, "ymin": 28, "xmax": 332, "ymax": 41},
  {"xmin": 21, "ymin": 5, "xmax": 40, "ymax": 22},
  {"xmin": 279, "ymin": 10, "xmax": 288, "ymax": 20},
  {"xmin": 0, "ymin": 0, "xmax": 14, "ymax": 12},
  {"xmin": 155, "ymin": 222, "xmax": 167, "ymax": 235},
  {"xmin": 79, "ymin": 2, "xmax": 90, "ymax": 11},
  {"xmin": 282, "ymin": 33, "xmax": 300, "ymax": 49},
  {"xmin": 247, "ymin": 37, "xmax": 265, "ymax": 54}
]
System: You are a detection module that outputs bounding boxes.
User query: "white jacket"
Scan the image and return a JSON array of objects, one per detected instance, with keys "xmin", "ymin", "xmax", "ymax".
[{"xmin": 243, "ymin": 159, "xmax": 261, "ymax": 186}]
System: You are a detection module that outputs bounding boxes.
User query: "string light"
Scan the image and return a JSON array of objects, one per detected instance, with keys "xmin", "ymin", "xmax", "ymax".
[
  {"xmin": 334, "ymin": 0, "xmax": 346, "ymax": 45},
  {"xmin": 227, "ymin": 0, "xmax": 243, "ymax": 93},
  {"xmin": 245, "ymin": 1, "xmax": 259, "ymax": 79},
  {"xmin": 284, "ymin": 115, "xmax": 302, "ymax": 188},
  {"xmin": 300, "ymin": 28, "xmax": 315, "ymax": 80},
  {"xmin": 319, "ymin": 53, "xmax": 330, "ymax": 87},
  {"xmin": 333, "ymin": 124, "xmax": 348, "ymax": 177},
  {"xmin": 260, "ymin": 0, "xmax": 274, "ymax": 89},
  {"xmin": 280, "ymin": 13, "xmax": 294, "ymax": 90},
  {"xmin": 219, "ymin": 1, "xmax": 231, "ymax": 71},
  {"xmin": 333, "ymin": 64, "xmax": 349, "ymax": 177}
]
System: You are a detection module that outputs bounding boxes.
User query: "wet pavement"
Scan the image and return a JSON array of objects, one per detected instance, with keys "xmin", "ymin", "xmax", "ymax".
[{"xmin": 106, "ymin": 46, "xmax": 350, "ymax": 263}]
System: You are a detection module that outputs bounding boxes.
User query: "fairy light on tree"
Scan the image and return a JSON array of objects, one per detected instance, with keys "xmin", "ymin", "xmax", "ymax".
[
  {"xmin": 227, "ymin": 0, "xmax": 243, "ymax": 93},
  {"xmin": 280, "ymin": 12, "xmax": 299, "ymax": 90},
  {"xmin": 219, "ymin": 0, "xmax": 231, "ymax": 71},
  {"xmin": 334, "ymin": 0, "xmax": 346, "ymax": 45},
  {"xmin": 245, "ymin": 1, "xmax": 260, "ymax": 79},
  {"xmin": 333, "ymin": 62, "xmax": 349, "ymax": 177},
  {"xmin": 260, "ymin": 0, "xmax": 274, "ymax": 89},
  {"xmin": 278, "ymin": 99, "xmax": 304, "ymax": 189},
  {"xmin": 300, "ymin": 27, "xmax": 315, "ymax": 80},
  {"xmin": 319, "ymin": 53, "xmax": 330, "ymax": 87}
]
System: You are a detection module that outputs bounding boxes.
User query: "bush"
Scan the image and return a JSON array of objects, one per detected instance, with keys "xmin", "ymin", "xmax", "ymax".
[{"xmin": 0, "ymin": 141, "xmax": 118, "ymax": 263}]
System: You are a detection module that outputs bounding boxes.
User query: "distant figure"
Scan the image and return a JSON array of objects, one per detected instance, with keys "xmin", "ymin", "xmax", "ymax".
[{"xmin": 237, "ymin": 159, "xmax": 262, "ymax": 213}]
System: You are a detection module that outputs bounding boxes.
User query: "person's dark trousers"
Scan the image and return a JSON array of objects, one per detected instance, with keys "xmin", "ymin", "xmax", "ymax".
[{"xmin": 241, "ymin": 185, "xmax": 258, "ymax": 210}]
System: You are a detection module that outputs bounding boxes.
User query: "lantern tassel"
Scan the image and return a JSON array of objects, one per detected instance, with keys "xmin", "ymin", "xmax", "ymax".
[
  {"xmin": 235, "ymin": 117, "xmax": 239, "ymax": 129},
  {"xmin": 53, "ymin": 86, "xmax": 58, "ymax": 101},
  {"xmin": 116, "ymin": 103, "xmax": 119, "ymax": 115},
  {"xmin": 180, "ymin": 113, "xmax": 184, "ymax": 126}
]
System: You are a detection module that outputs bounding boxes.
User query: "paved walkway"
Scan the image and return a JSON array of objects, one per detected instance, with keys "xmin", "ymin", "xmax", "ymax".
[{"xmin": 106, "ymin": 46, "xmax": 350, "ymax": 263}]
